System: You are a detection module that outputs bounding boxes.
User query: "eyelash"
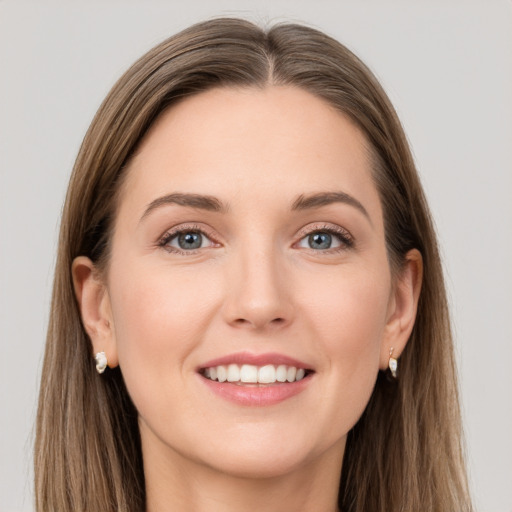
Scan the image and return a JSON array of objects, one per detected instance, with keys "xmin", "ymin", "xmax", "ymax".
[
  {"xmin": 157, "ymin": 224, "xmax": 218, "ymax": 255},
  {"xmin": 157, "ymin": 223, "xmax": 355, "ymax": 255},
  {"xmin": 296, "ymin": 224, "xmax": 355, "ymax": 252}
]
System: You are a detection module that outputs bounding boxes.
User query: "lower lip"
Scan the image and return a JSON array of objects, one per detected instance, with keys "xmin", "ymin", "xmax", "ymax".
[{"xmin": 199, "ymin": 374, "xmax": 312, "ymax": 406}]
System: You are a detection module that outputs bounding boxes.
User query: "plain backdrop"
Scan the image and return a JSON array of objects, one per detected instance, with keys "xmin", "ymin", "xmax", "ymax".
[{"xmin": 0, "ymin": 1, "xmax": 511, "ymax": 511}]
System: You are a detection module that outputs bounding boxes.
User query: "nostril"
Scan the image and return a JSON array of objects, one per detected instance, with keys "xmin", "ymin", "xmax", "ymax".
[{"xmin": 232, "ymin": 317, "xmax": 286, "ymax": 328}]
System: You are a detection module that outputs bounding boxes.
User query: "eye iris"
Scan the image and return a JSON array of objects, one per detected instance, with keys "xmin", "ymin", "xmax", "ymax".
[
  {"xmin": 309, "ymin": 232, "xmax": 332, "ymax": 249},
  {"xmin": 178, "ymin": 232, "xmax": 202, "ymax": 250}
]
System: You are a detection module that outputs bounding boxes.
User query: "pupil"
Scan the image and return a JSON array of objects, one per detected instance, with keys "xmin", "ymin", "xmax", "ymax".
[
  {"xmin": 178, "ymin": 232, "xmax": 202, "ymax": 250},
  {"xmin": 309, "ymin": 232, "xmax": 331, "ymax": 250}
]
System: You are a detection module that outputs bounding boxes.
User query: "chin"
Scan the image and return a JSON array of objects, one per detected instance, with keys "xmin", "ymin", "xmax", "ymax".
[
  {"xmin": 202, "ymin": 448, "xmax": 315, "ymax": 480},
  {"xmin": 187, "ymin": 426, "xmax": 341, "ymax": 480}
]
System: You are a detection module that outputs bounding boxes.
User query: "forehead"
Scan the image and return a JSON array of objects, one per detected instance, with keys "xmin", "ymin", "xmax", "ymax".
[{"xmin": 119, "ymin": 85, "xmax": 382, "ymax": 225}]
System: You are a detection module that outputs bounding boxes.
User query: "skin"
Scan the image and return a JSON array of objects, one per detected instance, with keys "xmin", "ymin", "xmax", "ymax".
[{"xmin": 73, "ymin": 86, "xmax": 422, "ymax": 512}]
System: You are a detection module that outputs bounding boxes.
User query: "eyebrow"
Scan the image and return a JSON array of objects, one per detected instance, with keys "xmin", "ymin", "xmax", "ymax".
[
  {"xmin": 140, "ymin": 190, "xmax": 371, "ymax": 224},
  {"xmin": 291, "ymin": 191, "xmax": 372, "ymax": 223},
  {"xmin": 140, "ymin": 192, "xmax": 228, "ymax": 221}
]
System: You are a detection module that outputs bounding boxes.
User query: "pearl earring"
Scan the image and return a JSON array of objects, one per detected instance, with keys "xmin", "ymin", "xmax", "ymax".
[
  {"xmin": 388, "ymin": 347, "xmax": 398, "ymax": 378},
  {"xmin": 95, "ymin": 351, "xmax": 108, "ymax": 374}
]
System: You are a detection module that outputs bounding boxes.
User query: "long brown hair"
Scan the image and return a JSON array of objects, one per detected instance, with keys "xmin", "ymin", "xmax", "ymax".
[{"xmin": 35, "ymin": 18, "xmax": 473, "ymax": 512}]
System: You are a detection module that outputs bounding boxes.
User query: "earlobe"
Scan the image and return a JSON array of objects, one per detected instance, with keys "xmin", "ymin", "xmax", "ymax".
[
  {"xmin": 72, "ymin": 256, "xmax": 119, "ymax": 369},
  {"xmin": 380, "ymin": 249, "xmax": 423, "ymax": 371}
]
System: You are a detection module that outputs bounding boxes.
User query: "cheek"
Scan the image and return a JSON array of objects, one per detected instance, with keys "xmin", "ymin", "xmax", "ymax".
[
  {"xmin": 110, "ymin": 258, "xmax": 218, "ymax": 340},
  {"xmin": 107, "ymin": 261, "xmax": 221, "ymax": 404},
  {"xmin": 303, "ymin": 263, "xmax": 390, "ymax": 354},
  {"xmin": 299, "ymin": 262, "xmax": 391, "ymax": 422}
]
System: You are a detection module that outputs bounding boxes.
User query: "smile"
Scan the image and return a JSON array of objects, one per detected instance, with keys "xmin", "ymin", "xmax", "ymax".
[
  {"xmin": 198, "ymin": 352, "xmax": 314, "ymax": 406},
  {"xmin": 202, "ymin": 364, "xmax": 308, "ymax": 384}
]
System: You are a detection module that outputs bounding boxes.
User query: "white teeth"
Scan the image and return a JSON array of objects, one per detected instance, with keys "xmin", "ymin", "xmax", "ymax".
[
  {"xmin": 286, "ymin": 366, "xmax": 296, "ymax": 382},
  {"xmin": 217, "ymin": 365, "xmax": 227, "ymax": 382},
  {"xmin": 258, "ymin": 365, "xmax": 276, "ymax": 384},
  {"xmin": 240, "ymin": 364, "xmax": 258, "ymax": 383},
  {"xmin": 227, "ymin": 364, "xmax": 240, "ymax": 382},
  {"xmin": 276, "ymin": 365, "xmax": 287, "ymax": 382},
  {"xmin": 203, "ymin": 363, "xmax": 309, "ymax": 384}
]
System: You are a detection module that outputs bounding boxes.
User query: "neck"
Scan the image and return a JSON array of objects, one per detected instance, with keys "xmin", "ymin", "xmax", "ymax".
[{"xmin": 143, "ymin": 431, "xmax": 345, "ymax": 512}]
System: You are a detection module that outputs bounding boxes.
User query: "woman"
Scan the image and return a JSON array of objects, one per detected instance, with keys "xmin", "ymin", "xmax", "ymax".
[{"xmin": 34, "ymin": 17, "xmax": 473, "ymax": 512}]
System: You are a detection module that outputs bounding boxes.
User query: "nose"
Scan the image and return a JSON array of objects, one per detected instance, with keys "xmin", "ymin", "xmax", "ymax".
[{"xmin": 222, "ymin": 243, "xmax": 294, "ymax": 331}]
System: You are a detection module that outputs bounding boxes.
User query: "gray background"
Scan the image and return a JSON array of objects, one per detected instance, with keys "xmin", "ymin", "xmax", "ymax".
[{"xmin": 1, "ymin": 1, "xmax": 511, "ymax": 511}]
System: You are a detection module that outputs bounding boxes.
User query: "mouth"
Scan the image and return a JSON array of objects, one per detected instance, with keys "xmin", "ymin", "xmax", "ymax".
[
  {"xmin": 197, "ymin": 352, "xmax": 315, "ymax": 406},
  {"xmin": 200, "ymin": 364, "xmax": 313, "ymax": 385}
]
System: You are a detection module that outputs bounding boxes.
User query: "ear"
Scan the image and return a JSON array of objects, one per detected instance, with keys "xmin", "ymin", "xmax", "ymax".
[
  {"xmin": 379, "ymin": 249, "xmax": 423, "ymax": 370},
  {"xmin": 72, "ymin": 256, "xmax": 119, "ymax": 368}
]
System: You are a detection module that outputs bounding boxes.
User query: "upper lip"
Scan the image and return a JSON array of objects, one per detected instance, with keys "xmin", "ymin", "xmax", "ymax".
[{"xmin": 198, "ymin": 351, "xmax": 313, "ymax": 371}]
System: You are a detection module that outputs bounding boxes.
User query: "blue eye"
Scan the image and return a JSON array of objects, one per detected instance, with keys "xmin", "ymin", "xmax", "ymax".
[
  {"xmin": 161, "ymin": 229, "xmax": 214, "ymax": 252},
  {"xmin": 175, "ymin": 232, "xmax": 203, "ymax": 250},
  {"xmin": 296, "ymin": 227, "xmax": 353, "ymax": 251},
  {"xmin": 308, "ymin": 232, "xmax": 334, "ymax": 250}
]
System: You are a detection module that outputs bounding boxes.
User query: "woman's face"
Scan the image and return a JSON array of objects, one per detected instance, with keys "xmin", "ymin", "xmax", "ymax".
[{"xmin": 95, "ymin": 86, "xmax": 407, "ymax": 478}]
